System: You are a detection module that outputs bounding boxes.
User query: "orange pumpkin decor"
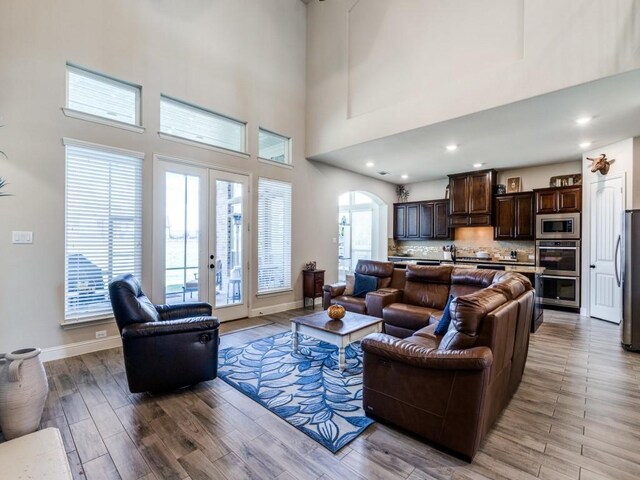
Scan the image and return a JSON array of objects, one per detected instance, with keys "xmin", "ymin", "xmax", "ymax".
[{"xmin": 327, "ymin": 304, "xmax": 346, "ymax": 320}]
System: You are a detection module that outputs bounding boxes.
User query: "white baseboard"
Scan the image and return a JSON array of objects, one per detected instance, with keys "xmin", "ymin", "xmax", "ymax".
[
  {"xmin": 249, "ymin": 298, "xmax": 321, "ymax": 317},
  {"xmin": 41, "ymin": 335, "xmax": 123, "ymax": 362}
]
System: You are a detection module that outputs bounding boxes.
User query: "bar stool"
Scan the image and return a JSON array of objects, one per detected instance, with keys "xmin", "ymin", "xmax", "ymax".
[{"xmin": 227, "ymin": 266, "xmax": 242, "ymax": 302}]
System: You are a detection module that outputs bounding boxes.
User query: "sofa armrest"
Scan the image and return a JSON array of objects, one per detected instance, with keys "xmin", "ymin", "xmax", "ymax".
[
  {"xmin": 323, "ymin": 283, "xmax": 346, "ymax": 296},
  {"xmin": 365, "ymin": 289, "xmax": 403, "ymax": 318},
  {"xmin": 155, "ymin": 302, "xmax": 212, "ymax": 320},
  {"xmin": 361, "ymin": 333, "xmax": 493, "ymax": 370},
  {"xmin": 322, "ymin": 283, "xmax": 346, "ymax": 309},
  {"xmin": 122, "ymin": 316, "xmax": 219, "ymax": 338}
]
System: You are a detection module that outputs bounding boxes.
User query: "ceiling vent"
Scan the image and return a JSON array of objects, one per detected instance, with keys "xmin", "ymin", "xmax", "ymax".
[{"xmin": 377, "ymin": 171, "xmax": 390, "ymax": 176}]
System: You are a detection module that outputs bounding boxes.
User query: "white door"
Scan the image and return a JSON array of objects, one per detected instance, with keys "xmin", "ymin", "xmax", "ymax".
[
  {"xmin": 209, "ymin": 170, "xmax": 249, "ymax": 321},
  {"xmin": 153, "ymin": 158, "xmax": 249, "ymax": 321},
  {"xmin": 590, "ymin": 176, "xmax": 624, "ymax": 323}
]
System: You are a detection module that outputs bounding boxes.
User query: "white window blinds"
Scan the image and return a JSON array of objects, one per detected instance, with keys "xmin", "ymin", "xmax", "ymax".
[
  {"xmin": 257, "ymin": 178, "xmax": 292, "ymax": 294},
  {"xmin": 259, "ymin": 128, "xmax": 290, "ymax": 165},
  {"xmin": 160, "ymin": 95, "xmax": 246, "ymax": 153},
  {"xmin": 66, "ymin": 64, "xmax": 141, "ymax": 126},
  {"xmin": 64, "ymin": 139, "xmax": 143, "ymax": 323}
]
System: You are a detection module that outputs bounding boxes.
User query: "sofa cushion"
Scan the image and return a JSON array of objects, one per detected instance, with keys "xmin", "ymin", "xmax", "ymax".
[
  {"xmin": 344, "ymin": 274, "xmax": 355, "ymax": 295},
  {"xmin": 429, "ymin": 310, "xmax": 443, "ymax": 325},
  {"xmin": 383, "ymin": 303, "xmax": 440, "ymax": 332},
  {"xmin": 406, "ymin": 265, "xmax": 453, "ymax": 284},
  {"xmin": 331, "ymin": 295, "xmax": 366, "ymax": 313},
  {"xmin": 403, "ymin": 265, "xmax": 452, "ymax": 309},
  {"xmin": 354, "ymin": 273, "xmax": 378, "ymax": 297},
  {"xmin": 439, "ymin": 288, "xmax": 508, "ymax": 351},
  {"xmin": 413, "ymin": 323, "xmax": 443, "ymax": 347},
  {"xmin": 434, "ymin": 295, "xmax": 454, "ymax": 335}
]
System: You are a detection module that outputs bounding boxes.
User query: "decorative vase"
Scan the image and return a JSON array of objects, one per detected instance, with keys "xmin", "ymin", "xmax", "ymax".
[
  {"xmin": 0, "ymin": 348, "xmax": 48, "ymax": 440},
  {"xmin": 327, "ymin": 304, "xmax": 346, "ymax": 320}
]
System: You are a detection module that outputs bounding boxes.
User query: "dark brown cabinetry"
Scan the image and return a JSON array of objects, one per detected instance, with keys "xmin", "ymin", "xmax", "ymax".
[
  {"xmin": 494, "ymin": 192, "xmax": 534, "ymax": 240},
  {"xmin": 448, "ymin": 169, "xmax": 497, "ymax": 226},
  {"xmin": 534, "ymin": 186, "xmax": 582, "ymax": 214},
  {"xmin": 394, "ymin": 199, "xmax": 452, "ymax": 240},
  {"xmin": 303, "ymin": 269, "xmax": 325, "ymax": 309}
]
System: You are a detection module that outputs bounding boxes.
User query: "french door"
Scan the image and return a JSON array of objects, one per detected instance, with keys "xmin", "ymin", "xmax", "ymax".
[{"xmin": 153, "ymin": 158, "xmax": 249, "ymax": 321}]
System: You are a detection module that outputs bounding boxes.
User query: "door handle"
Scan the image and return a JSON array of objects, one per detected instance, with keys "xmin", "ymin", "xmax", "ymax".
[
  {"xmin": 590, "ymin": 264, "xmax": 596, "ymax": 269},
  {"xmin": 210, "ymin": 263, "xmax": 215, "ymax": 269},
  {"xmin": 614, "ymin": 235, "xmax": 621, "ymax": 287}
]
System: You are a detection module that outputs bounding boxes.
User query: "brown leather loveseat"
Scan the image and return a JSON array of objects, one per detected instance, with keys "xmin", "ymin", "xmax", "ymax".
[
  {"xmin": 322, "ymin": 260, "xmax": 394, "ymax": 316},
  {"xmin": 361, "ymin": 266, "xmax": 534, "ymax": 460}
]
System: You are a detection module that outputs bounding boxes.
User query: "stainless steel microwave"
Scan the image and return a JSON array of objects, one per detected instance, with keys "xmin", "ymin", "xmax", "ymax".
[{"xmin": 536, "ymin": 213, "xmax": 581, "ymax": 239}]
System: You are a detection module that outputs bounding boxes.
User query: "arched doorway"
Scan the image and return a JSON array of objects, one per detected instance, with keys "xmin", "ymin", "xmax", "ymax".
[{"xmin": 338, "ymin": 191, "xmax": 388, "ymax": 281}]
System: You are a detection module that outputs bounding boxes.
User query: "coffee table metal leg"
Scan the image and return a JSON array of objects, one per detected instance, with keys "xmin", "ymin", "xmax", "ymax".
[{"xmin": 291, "ymin": 323, "xmax": 299, "ymax": 352}]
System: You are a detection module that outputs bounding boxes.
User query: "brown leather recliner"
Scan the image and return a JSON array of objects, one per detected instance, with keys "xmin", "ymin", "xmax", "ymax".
[
  {"xmin": 322, "ymin": 260, "xmax": 394, "ymax": 315},
  {"xmin": 361, "ymin": 271, "xmax": 533, "ymax": 460}
]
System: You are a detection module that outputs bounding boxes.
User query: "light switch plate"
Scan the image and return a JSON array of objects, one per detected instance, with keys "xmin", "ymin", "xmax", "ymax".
[{"xmin": 12, "ymin": 231, "xmax": 33, "ymax": 244}]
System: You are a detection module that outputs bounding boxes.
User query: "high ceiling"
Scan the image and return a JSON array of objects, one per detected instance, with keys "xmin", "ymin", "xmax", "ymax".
[{"xmin": 309, "ymin": 68, "xmax": 640, "ymax": 185}]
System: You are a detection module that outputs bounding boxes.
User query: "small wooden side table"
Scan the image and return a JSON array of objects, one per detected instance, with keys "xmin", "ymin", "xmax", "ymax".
[{"xmin": 302, "ymin": 269, "xmax": 325, "ymax": 309}]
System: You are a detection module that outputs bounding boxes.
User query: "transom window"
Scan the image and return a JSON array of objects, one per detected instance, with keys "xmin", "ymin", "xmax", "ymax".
[
  {"xmin": 66, "ymin": 63, "xmax": 141, "ymax": 126},
  {"xmin": 259, "ymin": 128, "xmax": 291, "ymax": 165},
  {"xmin": 160, "ymin": 95, "xmax": 247, "ymax": 153}
]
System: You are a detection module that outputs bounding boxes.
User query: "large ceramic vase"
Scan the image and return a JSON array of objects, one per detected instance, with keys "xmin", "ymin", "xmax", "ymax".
[{"xmin": 0, "ymin": 348, "xmax": 49, "ymax": 440}]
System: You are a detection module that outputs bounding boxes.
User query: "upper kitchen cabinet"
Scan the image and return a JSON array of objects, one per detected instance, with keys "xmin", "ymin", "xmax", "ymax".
[
  {"xmin": 494, "ymin": 192, "xmax": 534, "ymax": 240},
  {"xmin": 448, "ymin": 169, "xmax": 497, "ymax": 226},
  {"xmin": 534, "ymin": 185, "xmax": 582, "ymax": 214},
  {"xmin": 394, "ymin": 199, "xmax": 452, "ymax": 240}
]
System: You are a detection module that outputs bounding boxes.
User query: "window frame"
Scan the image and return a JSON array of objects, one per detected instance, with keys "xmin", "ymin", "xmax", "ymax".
[
  {"xmin": 257, "ymin": 177, "xmax": 292, "ymax": 295},
  {"xmin": 158, "ymin": 94, "xmax": 249, "ymax": 157},
  {"xmin": 63, "ymin": 137, "xmax": 144, "ymax": 325},
  {"xmin": 63, "ymin": 63, "xmax": 144, "ymax": 133},
  {"xmin": 258, "ymin": 127, "xmax": 292, "ymax": 168}
]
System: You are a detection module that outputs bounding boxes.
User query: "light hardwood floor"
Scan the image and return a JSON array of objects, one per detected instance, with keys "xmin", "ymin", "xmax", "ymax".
[{"xmin": 15, "ymin": 308, "xmax": 640, "ymax": 479}]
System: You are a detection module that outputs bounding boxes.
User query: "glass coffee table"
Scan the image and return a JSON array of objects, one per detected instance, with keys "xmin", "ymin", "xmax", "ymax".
[{"xmin": 291, "ymin": 311, "xmax": 383, "ymax": 370}]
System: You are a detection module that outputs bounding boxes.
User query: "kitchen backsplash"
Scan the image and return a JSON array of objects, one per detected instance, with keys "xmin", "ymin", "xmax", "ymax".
[{"xmin": 388, "ymin": 227, "xmax": 535, "ymax": 263}]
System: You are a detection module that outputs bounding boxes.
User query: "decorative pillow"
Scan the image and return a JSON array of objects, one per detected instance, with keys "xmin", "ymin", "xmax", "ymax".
[
  {"xmin": 344, "ymin": 274, "xmax": 355, "ymax": 296},
  {"xmin": 434, "ymin": 295, "xmax": 454, "ymax": 335},
  {"xmin": 353, "ymin": 273, "xmax": 378, "ymax": 298}
]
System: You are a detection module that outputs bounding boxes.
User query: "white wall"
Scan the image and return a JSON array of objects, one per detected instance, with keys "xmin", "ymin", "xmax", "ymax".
[
  {"xmin": 581, "ymin": 138, "xmax": 638, "ymax": 315},
  {"xmin": 0, "ymin": 0, "xmax": 396, "ymax": 355},
  {"xmin": 306, "ymin": 0, "xmax": 640, "ymax": 158}
]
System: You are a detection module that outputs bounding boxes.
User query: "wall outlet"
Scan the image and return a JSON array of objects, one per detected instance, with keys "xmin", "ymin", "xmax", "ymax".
[{"xmin": 95, "ymin": 330, "xmax": 107, "ymax": 339}]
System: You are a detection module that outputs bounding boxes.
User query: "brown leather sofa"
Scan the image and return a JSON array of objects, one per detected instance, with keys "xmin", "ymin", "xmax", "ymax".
[
  {"xmin": 361, "ymin": 266, "xmax": 534, "ymax": 460},
  {"xmin": 322, "ymin": 260, "xmax": 394, "ymax": 316}
]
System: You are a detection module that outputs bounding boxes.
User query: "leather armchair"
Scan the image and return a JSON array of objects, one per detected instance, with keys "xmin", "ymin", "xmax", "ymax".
[{"xmin": 109, "ymin": 274, "xmax": 220, "ymax": 393}]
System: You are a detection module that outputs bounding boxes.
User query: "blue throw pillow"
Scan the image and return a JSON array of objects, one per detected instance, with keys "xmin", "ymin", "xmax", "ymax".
[
  {"xmin": 353, "ymin": 273, "xmax": 378, "ymax": 298},
  {"xmin": 434, "ymin": 295, "xmax": 455, "ymax": 335}
]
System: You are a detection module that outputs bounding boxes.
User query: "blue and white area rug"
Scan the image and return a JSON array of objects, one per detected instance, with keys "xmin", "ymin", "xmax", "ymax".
[{"xmin": 218, "ymin": 331, "xmax": 374, "ymax": 452}]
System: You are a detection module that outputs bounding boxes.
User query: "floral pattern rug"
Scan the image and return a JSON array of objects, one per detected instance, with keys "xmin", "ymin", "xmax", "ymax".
[{"xmin": 217, "ymin": 331, "xmax": 374, "ymax": 452}]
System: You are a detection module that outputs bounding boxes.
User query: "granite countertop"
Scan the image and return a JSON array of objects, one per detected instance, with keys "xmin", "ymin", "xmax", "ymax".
[{"xmin": 388, "ymin": 256, "xmax": 544, "ymax": 274}]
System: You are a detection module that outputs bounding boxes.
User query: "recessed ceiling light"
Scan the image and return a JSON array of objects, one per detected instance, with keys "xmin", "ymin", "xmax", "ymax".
[
  {"xmin": 365, "ymin": 161, "xmax": 374, "ymax": 167},
  {"xmin": 575, "ymin": 116, "xmax": 592, "ymax": 125},
  {"xmin": 473, "ymin": 163, "xmax": 484, "ymax": 168},
  {"xmin": 579, "ymin": 141, "xmax": 592, "ymax": 149},
  {"xmin": 401, "ymin": 174, "xmax": 409, "ymax": 180},
  {"xmin": 446, "ymin": 144, "xmax": 458, "ymax": 152}
]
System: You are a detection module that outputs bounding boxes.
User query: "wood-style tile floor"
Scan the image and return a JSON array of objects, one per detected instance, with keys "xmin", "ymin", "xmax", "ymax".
[{"xmin": 14, "ymin": 308, "xmax": 640, "ymax": 479}]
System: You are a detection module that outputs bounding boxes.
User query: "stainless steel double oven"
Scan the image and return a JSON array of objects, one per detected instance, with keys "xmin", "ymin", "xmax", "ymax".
[{"xmin": 536, "ymin": 212, "xmax": 581, "ymax": 308}]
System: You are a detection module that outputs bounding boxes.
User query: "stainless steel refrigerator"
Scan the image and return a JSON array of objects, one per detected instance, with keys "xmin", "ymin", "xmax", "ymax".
[{"xmin": 621, "ymin": 210, "xmax": 640, "ymax": 351}]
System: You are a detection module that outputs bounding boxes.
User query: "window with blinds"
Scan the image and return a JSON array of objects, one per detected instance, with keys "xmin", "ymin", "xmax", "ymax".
[
  {"xmin": 66, "ymin": 64, "xmax": 141, "ymax": 126},
  {"xmin": 257, "ymin": 178, "xmax": 292, "ymax": 294},
  {"xmin": 64, "ymin": 139, "xmax": 143, "ymax": 324},
  {"xmin": 160, "ymin": 95, "xmax": 247, "ymax": 153},
  {"xmin": 259, "ymin": 128, "xmax": 291, "ymax": 165}
]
